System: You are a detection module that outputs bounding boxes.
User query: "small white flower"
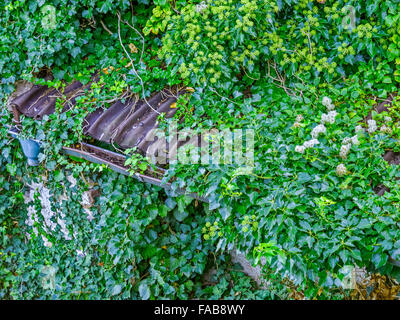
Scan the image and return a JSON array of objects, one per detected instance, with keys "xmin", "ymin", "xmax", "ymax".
[
  {"xmin": 321, "ymin": 110, "xmax": 338, "ymax": 124},
  {"xmin": 326, "ymin": 103, "xmax": 335, "ymax": 111},
  {"xmin": 295, "ymin": 145, "xmax": 306, "ymax": 154},
  {"xmin": 303, "ymin": 139, "xmax": 319, "ymax": 148},
  {"xmin": 328, "ymin": 110, "xmax": 338, "ymax": 120},
  {"xmin": 321, "ymin": 113, "xmax": 329, "ymax": 124},
  {"xmin": 322, "ymin": 96, "xmax": 332, "ymax": 107},
  {"xmin": 339, "ymin": 144, "xmax": 351, "ymax": 159},
  {"xmin": 322, "ymin": 96, "xmax": 335, "ymax": 111},
  {"xmin": 380, "ymin": 125, "xmax": 392, "ymax": 134},
  {"xmin": 355, "ymin": 125, "xmax": 364, "ymax": 133},
  {"xmin": 311, "ymin": 124, "xmax": 326, "ymax": 139},
  {"xmin": 342, "ymin": 137, "xmax": 352, "ymax": 145},
  {"xmin": 384, "ymin": 116, "xmax": 392, "ymax": 123},
  {"xmin": 195, "ymin": 1, "xmax": 208, "ymax": 13},
  {"xmin": 367, "ymin": 119, "xmax": 377, "ymax": 133},
  {"xmin": 351, "ymin": 135, "xmax": 360, "ymax": 145},
  {"xmin": 293, "ymin": 121, "xmax": 301, "ymax": 128},
  {"xmin": 296, "ymin": 114, "xmax": 304, "ymax": 122},
  {"xmin": 336, "ymin": 164, "xmax": 347, "ymax": 176}
]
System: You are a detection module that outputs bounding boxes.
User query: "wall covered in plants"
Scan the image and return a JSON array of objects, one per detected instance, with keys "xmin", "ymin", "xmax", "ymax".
[{"xmin": 1, "ymin": 0, "xmax": 400, "ymax": 299}]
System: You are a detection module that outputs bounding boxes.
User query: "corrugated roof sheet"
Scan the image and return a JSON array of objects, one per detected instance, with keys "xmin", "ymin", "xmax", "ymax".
[{"xmin": 10, "ymin": 81, "xmax": 184, "ymax": 159}]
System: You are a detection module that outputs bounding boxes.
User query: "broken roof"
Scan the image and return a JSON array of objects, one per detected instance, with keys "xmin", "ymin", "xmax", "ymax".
[{"xmin": 10, "ymin": 80, "xmax": 185, "ymax": 160}]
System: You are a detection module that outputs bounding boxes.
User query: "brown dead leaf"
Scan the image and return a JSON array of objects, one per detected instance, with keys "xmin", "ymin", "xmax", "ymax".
[{"xmin": 129, "ymin": 43, "xmax": 138, "ymax": 53}]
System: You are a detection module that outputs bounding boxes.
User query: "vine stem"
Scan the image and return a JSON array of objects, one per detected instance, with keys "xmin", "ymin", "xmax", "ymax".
[{"xmin": 116, "ymin": 12, "xmax": 160, "ymax": 115}]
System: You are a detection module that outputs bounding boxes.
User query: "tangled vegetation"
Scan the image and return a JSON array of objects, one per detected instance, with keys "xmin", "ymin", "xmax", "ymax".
[{"xmin": 1, "ymin": 0, "xmax": 400, "ymax": 299}]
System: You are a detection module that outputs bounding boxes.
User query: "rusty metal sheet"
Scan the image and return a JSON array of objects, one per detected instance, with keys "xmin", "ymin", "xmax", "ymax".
[
  {"xmin": 10, "ymin": 81, "xmax": 182, "ymax": 156},
  {"xmin": 11, "ymin": 81, "xmax": 86, "ymax": 119}
]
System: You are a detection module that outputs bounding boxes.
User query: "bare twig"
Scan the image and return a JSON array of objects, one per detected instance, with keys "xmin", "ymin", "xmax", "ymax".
[
  {"xmin": 209, "ymin": 87, "xmax": 241, "ymax": 106},
  {"xmin": 242, "ymin": 67, "xmax": 260, "ymax": 81},
  {"xmin": 265, "ymin": 60, "xmax": 300, "ymax": 98},
  {"xmin": 121, "ymin": 19, "xmax": 145, "ymax": 64},
  {"xmin": 116, "ymin": 12, "xmax": 160, "ymax": 115},
  {"xmin": 100, "ymin": 20, "xmax": 113, "ymax": 36}
]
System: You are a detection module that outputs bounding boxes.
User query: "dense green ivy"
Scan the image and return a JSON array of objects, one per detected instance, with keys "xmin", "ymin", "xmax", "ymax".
[
  {"xmin": 0, "ymin": 0, "xmax": 280, "ymax": 300},
  {"xmin": 157, "ymin": 0, "xmax": 400, "ymax": 296},
  {"xmin": 0, "ymin": 121, "xmax": 275, "ymax": 299},
  {"xmin": 2, "ymin": 0, "xmax": 400, "ymax": 300},
  {"xmin": 159, "ymin": 0, "xmax": 398, "ymax": 93}
]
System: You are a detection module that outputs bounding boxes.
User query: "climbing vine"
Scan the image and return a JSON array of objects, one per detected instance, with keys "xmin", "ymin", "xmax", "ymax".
[{"xmin": 2, "ymin": 0, "xmax": 400, "ymax": 300}]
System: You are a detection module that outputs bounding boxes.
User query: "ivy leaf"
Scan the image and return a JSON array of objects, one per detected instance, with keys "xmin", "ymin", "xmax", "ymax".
[
  {"xmin": 173, "ymin": 209, "xmax": 188, "ymax": 222},
  {"xmin": 139, "ymin": 282, "xmax": 151, "ymax": 300},
  {"xmin": 366, "ymin": 3, "xmax": 377, "ymax": 16},
  {"xmin": 71, "ymin": 47, "xmax": 81, "ymax": 58},
  {"xmin": 111, "ymin": 284, "xmax": 122, "ymax": 296},
  {"xmin": 372, "ymin": 253, "xmax": 388, "ymax": 269},
  {"xmin": 53, "ymin": 70, "xmax": 65, "ymax": 80},
  {"xmin": 219, "ymin": 206, "xmax": 231, "ymax": 221}
]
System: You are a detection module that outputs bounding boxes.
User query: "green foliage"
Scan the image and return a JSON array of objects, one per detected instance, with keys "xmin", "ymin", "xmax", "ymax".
[
  {"xmin": 0, "ymin": 137, "xmax": 256, "ymax": 299},
  {"xmin": 3, "ymin": 0, "xmax": 400, "ymax": 300},
  {"xmin": 124, "ymin": 147, "xmax": 152, "ymax": 175},
  {"xmin": 159, "ymin": 0, "xmax": 399, "ymax": 93},
  {"xmin": 1, "ymin": 0, "xmax": 130, "ymax": 97},
  {"xmin": 0, "ymin": 0, "xmax": 184, "ymax": 100}
]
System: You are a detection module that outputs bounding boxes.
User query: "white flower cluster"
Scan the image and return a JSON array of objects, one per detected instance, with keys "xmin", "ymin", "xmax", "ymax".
[
  {"xmin": 76, "ymin": 249, "xmax": 86, "ymax": 258},
  {"xmin": 339, "ymin": 143, "xmax": 351, "ymax": 159},
  {"xmin": 295, "ymin": 145, "xmax": 306, "ymax": 153},
  {"xmin": 311, "ymin": 124, "xmax": 327, "ymax": 139},
  {"xmin": 336, "ymin": 163, "xmax": 347, "ymax": 176},
  {"xmin": 339, "ymin": 132, "xmax": 360, "ymax": 159},
  {"xmin": 295, "ymin": 97, "xmax": 337, "ymax": 154},
  {"xmin": 295, "ymin": 138, "xmax": 320, "ymax": 153},
  {"xmin": 293, "ymin": 114, "xmax": 304, "ymax": 128},
  {"xmin": 351, "ymin": 135, "xmax": 360, "ymax": 145},
  {"xmin": 321, "ymin": 110, "xmax": 338, "ymax": 124},
  {"xmin": 367, "ymin": 119, "xmax": 377, "ymax": 133},
  {"xmin": 321, "ymin": 97, "xmax": 338, "ymax": 124},
  {"xmin": 366, "ymin": 118, "xmax": 393, "ymax": 135},
  {"xmin": 380, "ymin": 124, "xmax": 393, "ymax": 134},
  {"xmin": 355, "ymin": 125, "xmax": 364, "ymax": 133},
  {"xmin": 322, "ymin": 96, "xmax": 335, "ymax": 110},
  {"xmin": 304, "ymin": 139, "xmax": 320, "ymax": 148},
  {"xmin": 195, "ymin": 1, "xmax": 208, "ymax": 13}
]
